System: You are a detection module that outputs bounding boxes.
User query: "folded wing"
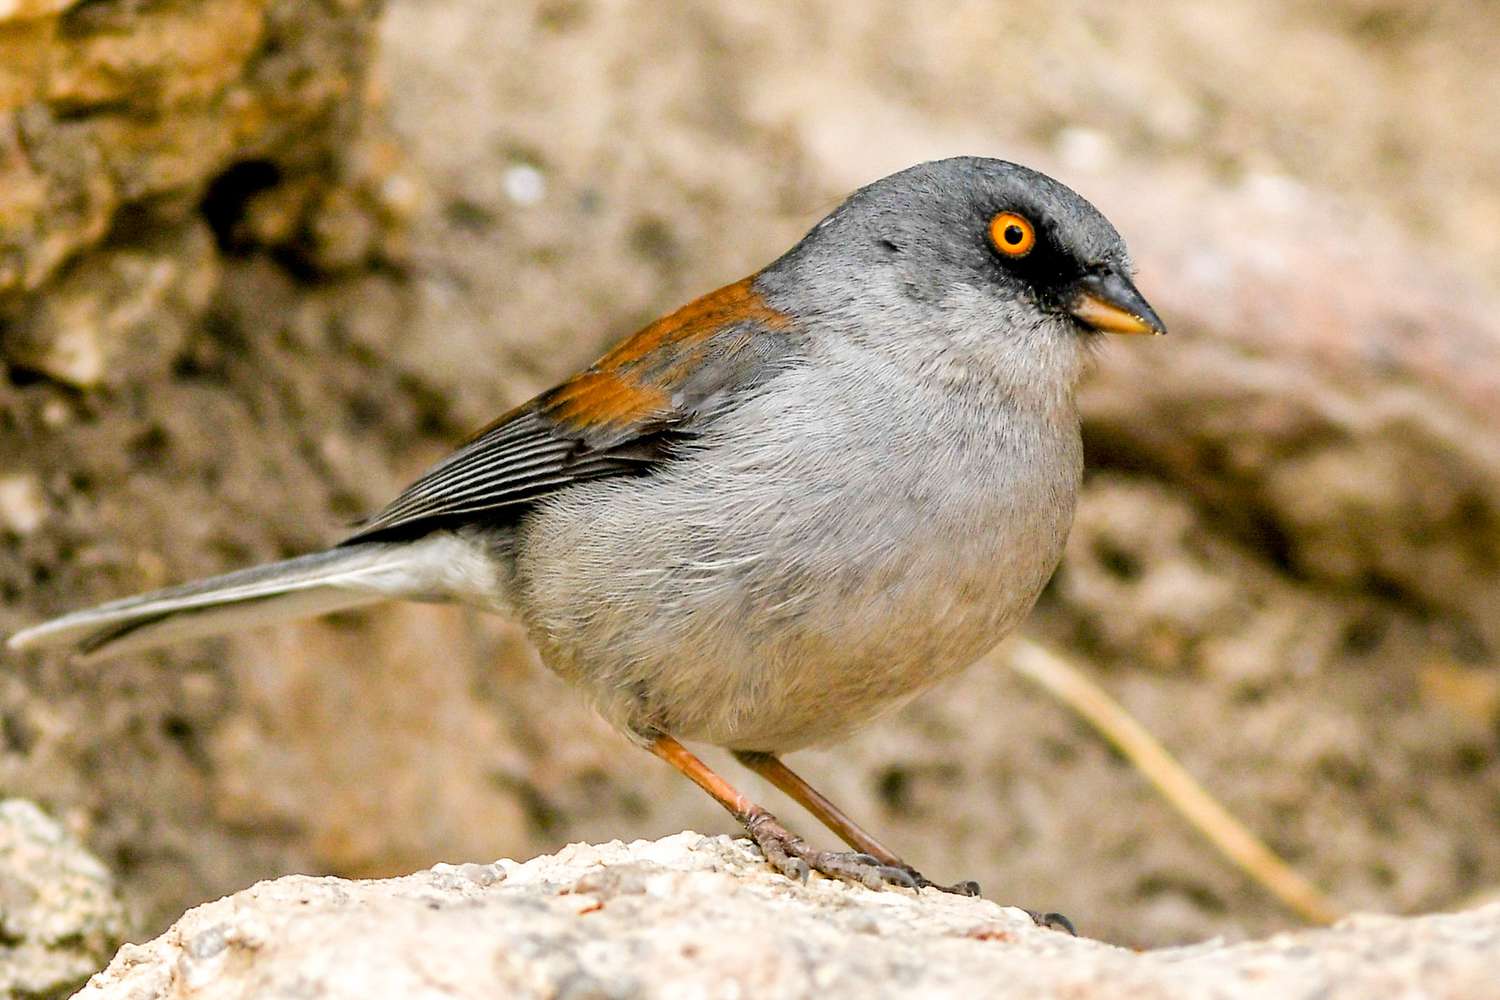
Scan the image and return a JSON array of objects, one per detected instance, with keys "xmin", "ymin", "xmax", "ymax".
[{"xmin": 344, "ymin": 277, "xmax": 799, "ymax": 543}]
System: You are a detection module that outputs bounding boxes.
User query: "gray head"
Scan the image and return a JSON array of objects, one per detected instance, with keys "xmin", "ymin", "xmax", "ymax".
[{"xmin": 758, "ymin": 157, "xmax": 1163, "ymax": 386}]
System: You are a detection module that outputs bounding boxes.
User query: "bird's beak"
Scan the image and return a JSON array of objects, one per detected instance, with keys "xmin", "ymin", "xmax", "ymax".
[{"xmin": 1066, "ymin": 270, "xmax": 1166, "ymax": 336}]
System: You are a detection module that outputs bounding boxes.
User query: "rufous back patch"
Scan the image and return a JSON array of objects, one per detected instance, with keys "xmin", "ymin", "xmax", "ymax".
[{"xmin": 540, "ymin": 276, "xmax": 790, "ymax": 435}]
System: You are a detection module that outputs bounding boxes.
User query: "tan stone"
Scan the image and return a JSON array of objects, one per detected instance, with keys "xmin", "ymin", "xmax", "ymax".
[
  {"xmin": 0, "ymin": 20, "xmax": 52, "ymax": 112},
  {"xmin": 0, "ymin": 107, "xmax": 116, "ymax": 295},
  {"xmin": 45, "ymin": 0, "xmax": 267, "ymax": 109},
  {"xmin": 5, "ymin": 222, "xmax": 219, "ymax": 386},
  {"xmin": 0, "ymin": 0, "xmax": 77, "ymax": 24}
]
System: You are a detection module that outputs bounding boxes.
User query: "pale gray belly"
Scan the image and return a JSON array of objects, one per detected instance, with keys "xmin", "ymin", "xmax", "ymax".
[{"xmin": 511, "ymin": 382, "xmax": 1081, "ymax": 751}]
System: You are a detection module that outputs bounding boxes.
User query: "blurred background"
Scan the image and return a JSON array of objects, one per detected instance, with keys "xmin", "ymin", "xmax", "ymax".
[{"xmin": 1, "ymin": 0, "xmax": 1498, "ymax": 951}]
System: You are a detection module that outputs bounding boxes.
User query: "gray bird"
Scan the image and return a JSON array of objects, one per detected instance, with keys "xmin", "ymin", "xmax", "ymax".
[{"xmin": 9, "ymin": 157, "xmax": 1163, "ymax": 922}]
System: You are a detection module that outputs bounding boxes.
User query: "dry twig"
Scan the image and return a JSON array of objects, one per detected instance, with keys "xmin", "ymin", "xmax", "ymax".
[{"xmin": 1007, "ymin": 637, "xmax": 1343, "ymax": 926}]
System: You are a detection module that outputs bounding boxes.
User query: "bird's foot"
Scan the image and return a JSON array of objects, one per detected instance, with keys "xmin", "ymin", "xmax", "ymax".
[
  {"xmin": 742, "ymin": 811, "xmax": 923, "ymax": 891},
  {"xmin": 892, "ymin": 863, "xmax": 1074, "ymax": 933},
  {"xmin": 873, "ymin": 860, "xmax": 982, "ymax": 897},
  {"xmin": 740, "ymin": 812, "xmax": 1074, "ymax": 930}
]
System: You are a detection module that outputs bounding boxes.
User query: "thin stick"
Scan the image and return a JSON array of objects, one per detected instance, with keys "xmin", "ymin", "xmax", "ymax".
[{"xmin": 1007, "ymin": 637, "xmax": 1343, "ymax": 926}]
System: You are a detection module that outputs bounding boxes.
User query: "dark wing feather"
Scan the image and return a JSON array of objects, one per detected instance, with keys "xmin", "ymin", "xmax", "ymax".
[{"xmin": 342, "ymin": 277, "xmax": 797, "ymax": 543}]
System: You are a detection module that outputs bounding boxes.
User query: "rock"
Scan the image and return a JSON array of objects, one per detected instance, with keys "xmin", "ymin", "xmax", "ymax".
[
  {"xmin": 0, "ymin": 0, "xmax": 78, "ymax": 23},
  {"xmin": 74, "ymin": 833, "xmax": 1500, "ymax": 1000},
  {"xmin": 4, "ymin": 222, "xmax": 219, "ymax": 387},
  {"xmin": 0, "ymin": 0, "xmax": 385, "ymax": 303},
  {"xmin": 0, "ymin": 0, "xmax": 412, "ymax": 944},
  {"xmin": 1072, "ymin": 163, "xmax": 1500, "ymax": 653},
  {"xmin": 0, "ymin": 473, "xmax": 45, "ymax": 535},
  {"xmin": 0, "ymin": 798, "xmax": 126, "ymax": 999}
]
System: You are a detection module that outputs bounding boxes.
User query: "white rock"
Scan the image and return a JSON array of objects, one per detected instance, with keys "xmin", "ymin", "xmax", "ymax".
[
  {"xmin": 0, "ymin": 799, "xmax": 126, "ymax": 998},
  {"xmin": 74, "ymin": 832, "xmax": 1500, "ymax": 999}
]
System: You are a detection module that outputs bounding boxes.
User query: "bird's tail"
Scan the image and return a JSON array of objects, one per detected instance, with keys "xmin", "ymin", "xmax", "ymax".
[{"xmin": 6, "ymin": 534, "xmax": 495, "ymax": 662}]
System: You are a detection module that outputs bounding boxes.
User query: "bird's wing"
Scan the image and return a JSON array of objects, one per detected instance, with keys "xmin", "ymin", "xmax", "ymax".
[{"xmin": 343, "ymin": 276, "xmax": 798, "ymax": 543}]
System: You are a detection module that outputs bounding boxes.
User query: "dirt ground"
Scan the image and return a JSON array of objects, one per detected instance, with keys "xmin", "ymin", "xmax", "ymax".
[{"xmin": 3, "ymin": 0, "xmax": 1500, "ymax": 950}]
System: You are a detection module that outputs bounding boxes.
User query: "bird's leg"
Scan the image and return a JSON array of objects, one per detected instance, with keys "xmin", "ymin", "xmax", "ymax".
[
  {"xmin": 646, "ymin": 735, "xmax": 922, "ymax": 891},
  {"xmin": 733, "ymin": 750, "xmax": 978, "ymax": 895},
  {"xmin": 733, "ymin": 750, "xmax": 1075, "ymax": 934}
]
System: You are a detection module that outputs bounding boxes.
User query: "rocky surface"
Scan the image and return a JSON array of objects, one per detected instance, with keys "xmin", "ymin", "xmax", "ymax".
[
  {"xmin": 2, "ymin": 0, "xmax": 1499, "ymax": 953},
  {"xmin": 0, "ymin": 0, "xmax": 391, "ymax": 386},
  {"xmin": 0, "ymin": 798, "xmax": 125, "ymax": 999},
  {"xmin": 75, "ymin": 834, "xmax": 1500, "ymax": 1000}
]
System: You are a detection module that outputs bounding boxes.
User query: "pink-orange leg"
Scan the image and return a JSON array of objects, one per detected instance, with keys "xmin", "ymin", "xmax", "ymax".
[
  {"xmin": 647, "ymin": 735, "xmax": 922, "ymax": 890},
  {"xmin": 734, "ymin": 750, "xmax": 979, "ymax": 896},
  {"xmin": 732, "ymin": 750, "xmax": 1076, "ymax": 932},
  {"xmin": 648, "ymin": 736, "xmax": 1074, "ymax": 930}
]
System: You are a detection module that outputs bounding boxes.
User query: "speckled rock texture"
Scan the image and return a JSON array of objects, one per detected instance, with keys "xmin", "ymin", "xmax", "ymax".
[
  {"xmin": 0, "ymin": 798, "xmax": 125, "ymax": 999},
  {"xmin": 74, "ymin": 834, "xmax": 1500, "ymax": 1000}
]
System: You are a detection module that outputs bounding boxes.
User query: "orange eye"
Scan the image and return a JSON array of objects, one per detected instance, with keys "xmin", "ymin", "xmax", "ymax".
[{"xmin": 988, "ymin": 212, "xmax": 1036, "ymax": 257}]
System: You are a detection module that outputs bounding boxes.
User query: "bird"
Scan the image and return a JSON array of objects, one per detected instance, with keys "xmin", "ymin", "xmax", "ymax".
[{"xmin": 8, "ymin": 156, "xmax": 1163, "ymax": 924}]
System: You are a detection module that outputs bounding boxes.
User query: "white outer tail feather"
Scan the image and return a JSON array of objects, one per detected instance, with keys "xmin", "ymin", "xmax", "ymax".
[{"xmin": 5, "ymin": 533, "xmax": 502, "ymax": 662}]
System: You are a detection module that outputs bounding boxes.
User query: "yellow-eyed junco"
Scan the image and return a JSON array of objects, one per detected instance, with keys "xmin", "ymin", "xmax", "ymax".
[{"xmin": 9, "ymin": 157, "xmax": 1163, "ymax": 926}]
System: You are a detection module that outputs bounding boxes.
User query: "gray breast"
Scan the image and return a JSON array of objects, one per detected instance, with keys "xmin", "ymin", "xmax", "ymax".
[{"xmin": 512, "ymin": 354, "xmax": 1083, "ymax": 751}]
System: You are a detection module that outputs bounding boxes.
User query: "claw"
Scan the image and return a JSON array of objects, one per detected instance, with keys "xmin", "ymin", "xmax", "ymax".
[
  {"xmin": 910, "ymin": 874, "xmax": 981, "ymax": 897},
  {"xmin": 740, "ymin": 809, "xmax": 980, "ymax": 898},
  {"xmin": 875, "ymin": 865, "xmax": 919, "ymax": 889},
  {"xmin": 1026, "ymin": 910, "xmax": 1077, "ymax": 935}
]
